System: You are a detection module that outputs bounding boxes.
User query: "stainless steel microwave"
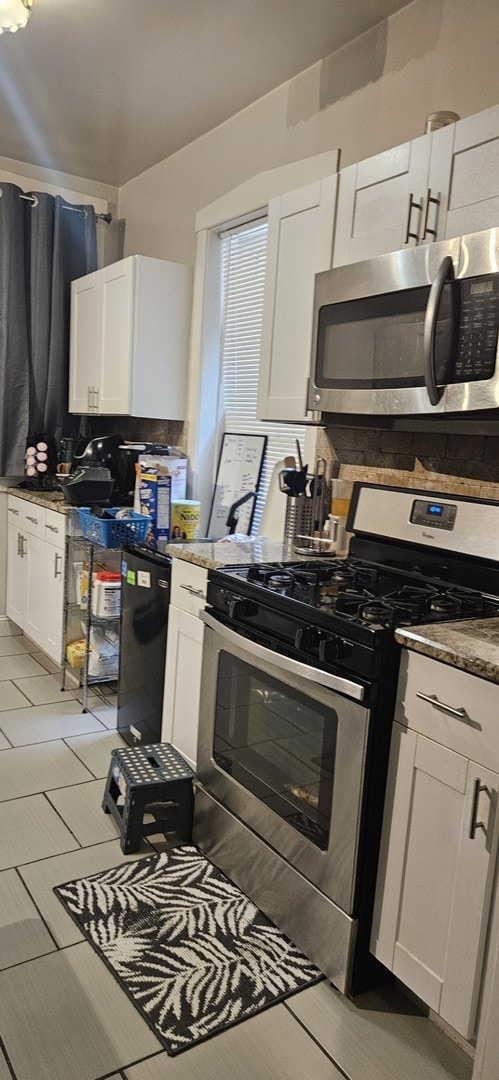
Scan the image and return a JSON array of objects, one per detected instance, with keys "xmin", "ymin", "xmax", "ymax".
[{"xmin": 308, "ymin": 229, "xmax": 499, "ymax": 417}]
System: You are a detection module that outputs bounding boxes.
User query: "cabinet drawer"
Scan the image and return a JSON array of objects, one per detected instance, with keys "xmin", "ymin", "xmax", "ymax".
[
  {"xmin": 396, "ymin": 650, "xmax": 499, "ymax": 772},
  {"xmin": 171, "ymin": 560, "xmax": 208, "ymax": 616},
  {"xmin": 44, "ymin": 507, "xmax": 66, "ymax": 546},
  {"xmin": 21, "ymin": 504, "xmax": 46, "ymax": 540},
  {"xmin": 7, "ymin": 495, "xmax": 25, "ymax": 526},
  {"xmin": 8, "ymin": 497, "xmax": 46, "ymax": 539}
]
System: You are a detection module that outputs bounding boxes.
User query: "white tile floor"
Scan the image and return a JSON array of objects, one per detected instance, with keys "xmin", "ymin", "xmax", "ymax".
[{"xmin": 0, "ymin": 623, "xmax": 474, "ymax": 1080}]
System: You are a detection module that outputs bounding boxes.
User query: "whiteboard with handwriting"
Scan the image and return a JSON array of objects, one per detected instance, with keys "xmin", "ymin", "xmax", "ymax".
[{"xmin": 207, "ymin": 433, "xmax": 267, "ymax": 539}]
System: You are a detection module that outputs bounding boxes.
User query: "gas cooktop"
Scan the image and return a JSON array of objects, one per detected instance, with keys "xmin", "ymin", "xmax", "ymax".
[{"xmin": 218, "ymin": 558, "xmax": 499, "ymax": 631}]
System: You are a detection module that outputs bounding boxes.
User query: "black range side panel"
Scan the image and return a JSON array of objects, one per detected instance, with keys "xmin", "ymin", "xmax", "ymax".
[{"xmin": 117, "ymin": 547, "xmax": 171, "ymax": 746}]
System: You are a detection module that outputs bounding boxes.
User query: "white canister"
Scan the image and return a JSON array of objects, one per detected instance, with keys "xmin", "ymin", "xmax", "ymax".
[{"xmin": 91, "ymin": 572, "xmax": 121, "ymax": 618}]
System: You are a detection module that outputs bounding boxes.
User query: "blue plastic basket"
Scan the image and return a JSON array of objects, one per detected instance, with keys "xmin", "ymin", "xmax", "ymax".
[{"xmin": 77, "ymin": 508, "xmax": 150, "ymax": 547}]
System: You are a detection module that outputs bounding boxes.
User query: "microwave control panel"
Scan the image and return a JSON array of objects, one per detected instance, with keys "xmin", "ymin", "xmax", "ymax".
[
  {"xmin": 454, "ymin": 274, "xmax": 499, "ymax": 382},
  {"xmin": 410, "ymin": 500, "xmax": 457, "ymax": 530}
]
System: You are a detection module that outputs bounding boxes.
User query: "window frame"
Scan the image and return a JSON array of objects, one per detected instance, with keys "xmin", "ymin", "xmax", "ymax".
[{"xmin": 184, "ymin": 153, "xmax": 339, "ymax": 536}]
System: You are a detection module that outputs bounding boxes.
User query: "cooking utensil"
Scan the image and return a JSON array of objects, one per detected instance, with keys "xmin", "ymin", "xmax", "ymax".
[
  {"xmin": 279, "ymin": 469, "xmax": 308, "ymax": 496},
  {"xmin": 291, "ymin": 459, "xmax": 332, "ymax": 554}
]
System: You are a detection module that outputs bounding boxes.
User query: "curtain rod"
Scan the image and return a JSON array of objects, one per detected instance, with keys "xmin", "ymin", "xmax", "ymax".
[{"xmin": 17, "ymin": 193, "xmax": 112, "ymax": 222}]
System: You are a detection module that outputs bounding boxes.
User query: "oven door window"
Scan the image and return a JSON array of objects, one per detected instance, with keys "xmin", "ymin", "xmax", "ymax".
[{"xmin": 213, "ymin": 652, "xmax": 336, "ymax": 850}]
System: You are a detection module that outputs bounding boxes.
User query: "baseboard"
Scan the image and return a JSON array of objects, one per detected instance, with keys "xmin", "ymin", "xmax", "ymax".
[
  {"xmin": 393, "ymin": 978, "xmax": 475, "ymax": 1058},
  {"xmin": 0, "ymin": 616, "xmax": 22, "ymax": 636}
]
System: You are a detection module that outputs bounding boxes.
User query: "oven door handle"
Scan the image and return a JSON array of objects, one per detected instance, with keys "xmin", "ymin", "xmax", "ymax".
[{"xmin": 201, "ymin": 610, "xmax": 365, "ymax": 703}]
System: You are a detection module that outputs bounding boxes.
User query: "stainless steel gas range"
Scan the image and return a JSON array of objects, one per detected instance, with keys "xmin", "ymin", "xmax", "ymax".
[{"xmin": 193, "ymin": 483, "xmax": 499, "ymax": 995}]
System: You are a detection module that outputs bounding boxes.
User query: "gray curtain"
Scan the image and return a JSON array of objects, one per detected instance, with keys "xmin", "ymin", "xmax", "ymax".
[{"xmin": 0, "ymin": 182, "xmax": 97, "ymax": 473}]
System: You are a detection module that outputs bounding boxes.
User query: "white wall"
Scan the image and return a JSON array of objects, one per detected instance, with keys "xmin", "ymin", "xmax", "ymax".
[
  {"xmin": 0, "ymin": 156, "xmax": 117, "ymax": 213},
  {"xmin": 119, "ymin": 0, "xmax": 499, "ymax": 266}
]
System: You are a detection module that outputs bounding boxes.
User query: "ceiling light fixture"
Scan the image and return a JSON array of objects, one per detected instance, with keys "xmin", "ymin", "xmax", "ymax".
[{"xmin": 0, "ymin": 0, "xmax": 32, "ymax": 35}]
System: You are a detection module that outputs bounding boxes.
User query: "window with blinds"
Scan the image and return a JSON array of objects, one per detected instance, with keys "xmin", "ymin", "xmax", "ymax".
[{"xmin": 220, "ymin": 218, "xmax": 306, "ymax": 535}]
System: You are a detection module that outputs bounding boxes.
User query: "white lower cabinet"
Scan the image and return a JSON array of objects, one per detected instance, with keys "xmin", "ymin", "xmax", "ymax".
[
  {"xmin": 161, "ymin": 559, "xmax": 208, "ymax": 769},
  {"xmin": 6, "ymin": 496, "xmax": 66, "ymax": 663},
  {"xmin": 6, "ymin": 522, "xmax": 26, "ymax": 628},
  {"xmin": 44, "ymin": 540, "xmax": 65, "ymax": 662},
  {"xmin": 162, "ymin": 605, "xmax": 204, "ymax": 769},
  {"xmin": 372, "ymin": 650, "xmax": 499, "ymax": 1040},
  {"xmin": 25, "ymin": 533, "xmax": 46, "ymax": 645}
]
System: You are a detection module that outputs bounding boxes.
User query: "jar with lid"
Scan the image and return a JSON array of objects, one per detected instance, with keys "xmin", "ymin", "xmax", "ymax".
[{"xmin": 91, "ymin": 572, "xmax": 121, "ymax": 618}]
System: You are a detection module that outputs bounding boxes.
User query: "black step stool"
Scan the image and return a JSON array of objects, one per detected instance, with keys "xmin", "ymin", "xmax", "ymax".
[{"xmin": 102, "ymin": 743, "xmax": 195, "ymax": 854}]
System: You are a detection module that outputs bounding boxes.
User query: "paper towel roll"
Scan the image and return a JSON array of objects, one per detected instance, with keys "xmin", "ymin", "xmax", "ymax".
[{"xmin": 257, "ymin": 459, "xmax": 286, "ymax": 541}]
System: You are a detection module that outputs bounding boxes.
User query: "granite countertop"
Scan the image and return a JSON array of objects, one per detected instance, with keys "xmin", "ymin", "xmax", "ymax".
[
  {"xmin": 165, "ymin": 536, "xmax": 328, "ymax": 569},
  {"xmin": 395, "ymin": 618, "xmax": 499, "ymax": 684},
  {"xmin": 7, "ymin": 487, "xmax": 72, "ymax": 515}
]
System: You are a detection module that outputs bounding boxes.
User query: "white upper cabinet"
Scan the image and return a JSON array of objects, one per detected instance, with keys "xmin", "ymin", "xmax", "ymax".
[
  {"xmin": 69, "ymin": 271, "xmax": 101, "ymax": 414},
  {"xmin": 257, "ymin": 175, "xmax": 337, "ymax": 423},
  {"xmin": 333, "ymin": 136, "xmax": 433, "ymax": 266},
  {"xmin": 99, "ymin": 259, "xmax": 135, "ymax": 413},
  {"xmin": 438, "ymin": 104, "xmax": 499, "ymax": 238},
  {"xmin": 333, "ymin": 104, "xmax": 499, "ymax": 267},
  {"xmin": 69, "ymin": 255, "xmax": 193, "ymax": 418}
]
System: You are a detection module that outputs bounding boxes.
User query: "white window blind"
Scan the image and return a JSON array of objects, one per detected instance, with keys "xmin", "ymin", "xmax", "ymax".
[{"xmin": 220, "ymin": 219, "xmax": 306, "ymax": 535}]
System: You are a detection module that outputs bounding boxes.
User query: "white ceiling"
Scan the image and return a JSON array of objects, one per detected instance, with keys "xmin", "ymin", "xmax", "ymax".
[{"xmin": 0, "ymin": 0, "xmax": 412, "ymax": 188}]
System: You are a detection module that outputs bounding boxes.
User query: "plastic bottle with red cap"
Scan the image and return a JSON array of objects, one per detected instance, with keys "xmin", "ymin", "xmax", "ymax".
[{"xmin": 91, "ymin": 571, "xmax": 121, "ymax": 618}]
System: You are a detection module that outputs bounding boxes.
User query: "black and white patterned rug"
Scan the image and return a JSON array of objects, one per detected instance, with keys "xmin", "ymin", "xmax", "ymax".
[{"xmin": 54, "ymin": 845, "xmax": 323, "ymax": 1055}]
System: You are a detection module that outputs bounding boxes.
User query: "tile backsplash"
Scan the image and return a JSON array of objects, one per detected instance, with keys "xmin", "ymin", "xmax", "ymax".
[
  {"xmin": 325, "ymin": 425, "xmax": 499, "ymax": 500},
  {"xmin": 87, "ymin": 415, "xmax": 187, "ymax": 452}
]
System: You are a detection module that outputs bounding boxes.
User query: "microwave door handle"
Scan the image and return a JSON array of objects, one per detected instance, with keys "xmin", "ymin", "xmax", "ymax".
[
  {"xmin": 201, "ymin": 609, "xmax": 365, "ymax": 702},
  {"xmin": 423, "ymin": 254, "xmax": 454, "ymax": 405}
]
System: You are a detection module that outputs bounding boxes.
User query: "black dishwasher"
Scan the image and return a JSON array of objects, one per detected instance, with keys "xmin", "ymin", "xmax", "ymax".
[{"xmin": 118, "ymin": 543, "xmax": 171, "ymax": 746}]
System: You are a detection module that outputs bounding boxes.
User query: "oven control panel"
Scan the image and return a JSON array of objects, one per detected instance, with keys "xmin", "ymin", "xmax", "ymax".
[{"xmin": 410, "ymin": 499, "xmax": 457, "ymax": 530}]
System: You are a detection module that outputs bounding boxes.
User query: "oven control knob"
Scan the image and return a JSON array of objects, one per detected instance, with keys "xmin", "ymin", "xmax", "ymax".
[
  {"xmin": 319, "ymin": 635, "xmax": 350, "ymax": 663},
  {"xmin": 228, "ymin": 597, "xmax": 258, "ymax": 619},
  {"xmin": 294, "ymin": 626, "xmax": 319, "ymax": 651}
]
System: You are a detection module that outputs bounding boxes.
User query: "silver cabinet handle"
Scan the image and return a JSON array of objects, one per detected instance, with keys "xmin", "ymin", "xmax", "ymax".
[
  {"xmin": 404, "ymin": 192, "xmax": 423, "ymax": 245},
  {"xmin": 158, "ymin": 580, "xmax": 169, "ymax": 589},
  {"xmin": 8, "ymin": 507, "xmax": 19, "ymax": 516},
  {"xmin": 45, "ymin": 524, "xmax": 59, "ymax": 533},
  {"xmin": 94, "ymin": 387, "xmax": 99, "ymax": 412},
  {"xmin": 180, "ymin": 584, "xmax": 205, "ymax": 598},
  {"xmin": 54, "ymin": 552, "xmax": 62, "ymax": 578},
  {"xmin": 21, "ymin": 536, "xmax": 27, "ymax": 558},
  {"xmin": 17, "ymin": 532, "xmax": 22, "ymax": 556},
  {"xmin": 422, "ymin": 188, "xmax": 440, "ymax": 240},
  {"xmin": 416, "ymin": 690, "xmax": 473, "ymax": 721},
  {"xmin": 470, "ymin": 778, "xmax": 489, "ymax": 840},
  {"xmin": 26, "ymin": 515, "xmax": 38, "ymax": 525}
]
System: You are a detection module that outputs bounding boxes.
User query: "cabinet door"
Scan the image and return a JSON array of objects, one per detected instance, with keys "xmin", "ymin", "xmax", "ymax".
[
  {"xmin": 372, "ymin": 723, "xmax": 499, "ymax": 1039},
  {"xmin": 170, "ymin": 559, "xmax": 208, "ymax": 617},
  {"xmin": 257, "ymin": 176, "xmax": 337, "ymax": 422},
  {"xmin": 44, "ymin": 543, "xmax": 65, "ymax": 663},
  {"xmin": 69, "ymin": 272, "xmax": 100, "ymax": 414},
  {"xmin": 434, "ymin": 105, "xmax": 499, "ymax": 240},
  {"xmin": 161, "ymin": 605, "xmax": 204, "ymax": 770},
  {"xmin": 6, "ymin": 525, "xmax": 26, "ymax": 628},
  {"xmin": 25, "ymin": 533, "xmax": 47, "ymax": 645},
  {"xmin": 332, "ymin": 137, "xmax": 431, "ymax": 266},
  {"xmin": 98, "ymin": 258, "xmax": 134, "ymax": 413}
]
